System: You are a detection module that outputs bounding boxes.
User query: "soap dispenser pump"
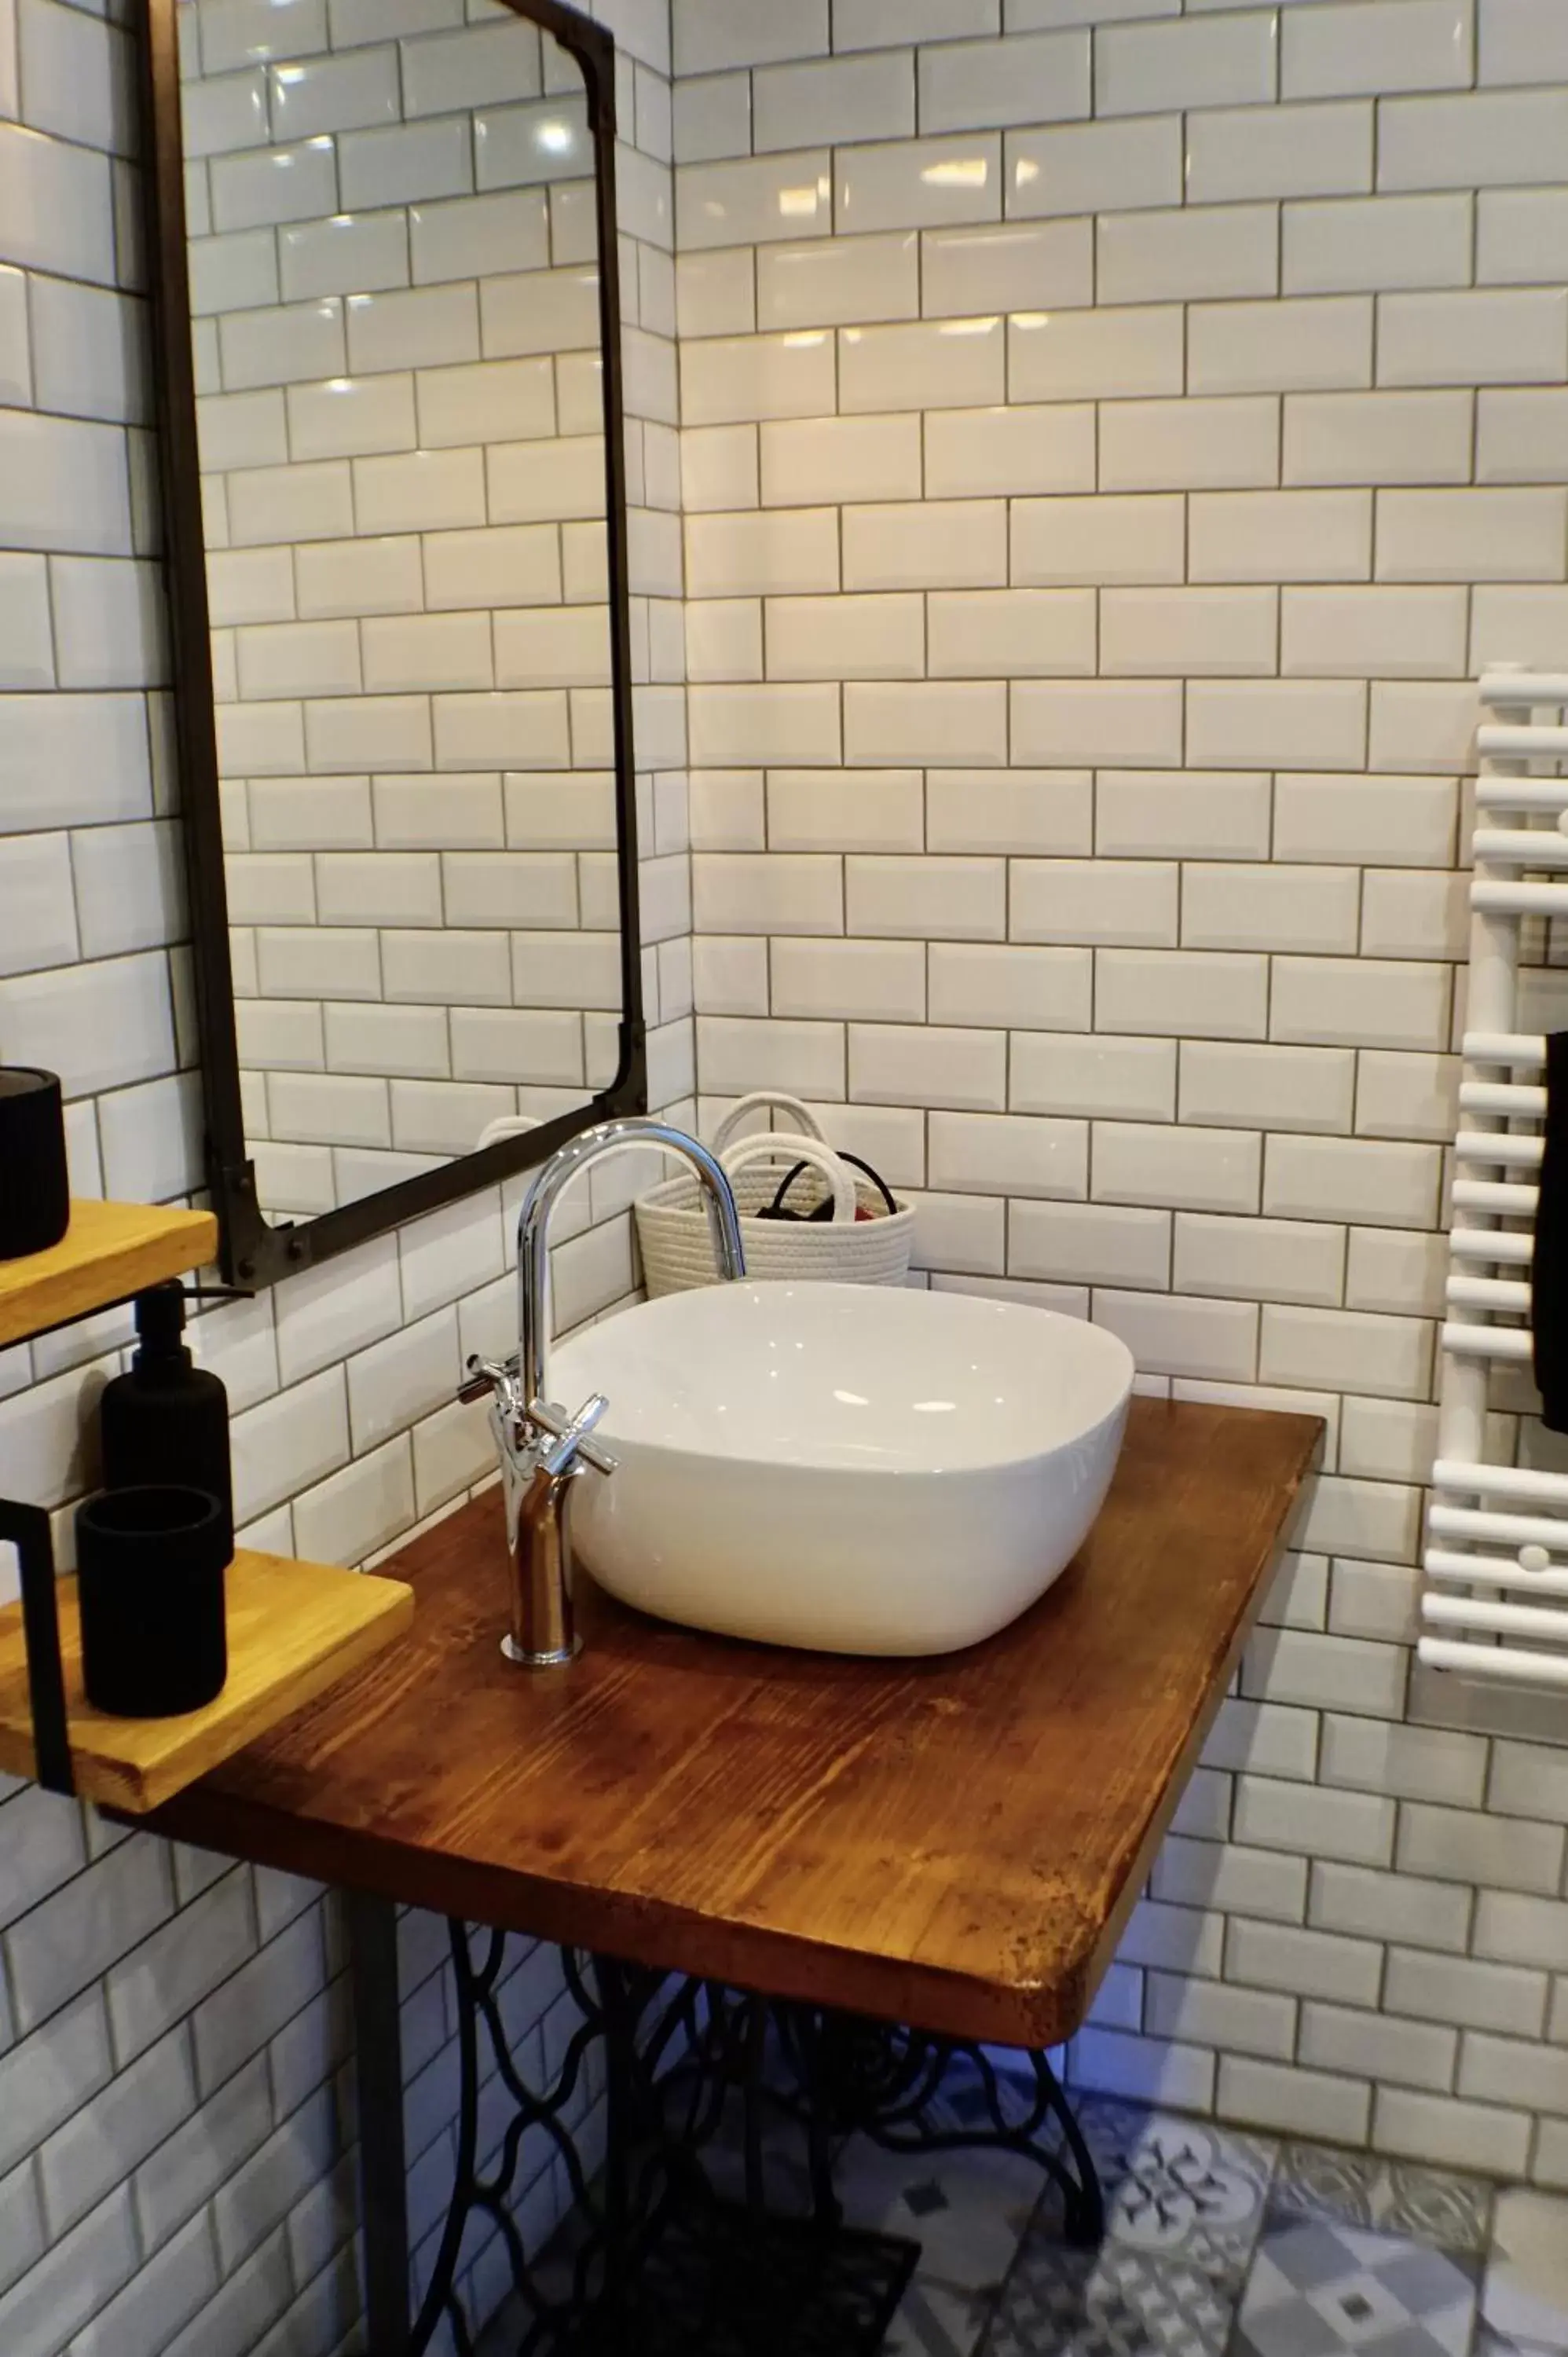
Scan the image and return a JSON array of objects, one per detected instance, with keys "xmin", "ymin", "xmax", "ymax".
[{"xmin": 101, "ymin": 1284, "xmax": 235, "ymax": 1561}]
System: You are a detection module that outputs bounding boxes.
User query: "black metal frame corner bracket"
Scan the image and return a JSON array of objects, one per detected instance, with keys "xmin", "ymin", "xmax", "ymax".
[
  {"xmin": 0, "ymin": 1499, "xmax": 75, "ymax": 1798},
  {"xmin": 345, "ymin": 1909, "xmax": 1106, "ymax": 2357}
]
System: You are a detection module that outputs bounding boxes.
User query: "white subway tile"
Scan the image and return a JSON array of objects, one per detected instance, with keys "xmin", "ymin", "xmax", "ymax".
[
  {"xmin": 1266, "ymin": 1133, "xmax": 1441, "ymax": 1230},
  {"xmin": 767, "ymin": 770, "xmax": 923, "ymax": 852},
  {"xmin": 1013, "ymin": 493, "xmax": 1185, "ymax": 585},
  {"xmin": 1381, "ymin": 289, "xmax": 1568, "ymax": 388},
  {"xmin": 920, "ymin": 29, "xmax": 1089, "ymax": 134},
  {"xmin": 771, "ymin": 937, "xmax": 924, "ymax": 1021},
  {"xmin": 1101, "ymin": 395, "xmax": 1280, "ymax": 492},
  {"xmin": 1283, "ymin": 585, "xmax": 1468, "ymax": 676},
  {"xmin": 929, "ymin": 1109, "xmax": 1087, "ymax": 1198},
  {"xmin": 1009, "ymin": 304, "xmax": 1184, "ymax": 401},
  {"xmin": 760, "ymin": 412, "xmax": 921, "ymax": 508},
  {"xmin": 1175, "ymin": 1213, "xmax": 1344, "ymax": 1307},
  {"xmin": 681, "ymin": 329, "xmax": 837, "ymax": 427},
  {"xmin": 1477, "ymin": 187, "xmax": 1568, "ymax": 284},
  {"xmin": 1189, "ymin": 680, "xmax": 1368, "ymax": 771},
  {"xmin": 840, "ymin": 315, "xmax": 1006, "ymax": 413},
  {"xmin": 687, "ymin": 507, "xmax": 838, "ymax": 599},
  {"xmin": 1400, "ymin": 1803, "xmax": 1566, "ymax": 1896},
  {"xmin": 1095, "ymin": 1288, "xmax": 1258, "ymax": 1382},
  {"xmin": 1219, "ymin": 2056, "xmax": 1372, "ymax": 2146},
  {"xmin": 838, "ymin": 0, "xmax": 998, "ymax": 45},
  {"xmin": 1284, "ymin": 0, "xmax": 1475, "ymax": 100},
  {"xmin": 1007, "ymin": 113, "xmax": 1181, "ymax": 218},
  {"xmin": 929, "ymin": 940, "xmax": 1092, "ymax": 1028},
  {"xmin": 1096, "ymin": 1122, "xmax": 1261, "ymax": 1216},
  {"xmin": 1285, "ymin": 193, "xmax": 1472, "ymax": 298},
  {"xmin": 1013, "ymin": 858, "xmax": 1176, "ymax": 947},
  {"xmin": 1187, "ymin": 101, "xmax": 1372, "ymax": 206},
  {"xmin": 1377, "ymin": 487, "xmax": 1568, "ymax": 581},
  {"xmin": 1310, "ymin": 1860, "xmax": 1471, "ymax": 1952},
  {"xmin": 1013, "ymin": 680, "xmax": 1182, "ymax": 767},
  {"xmin": 674, "ymin": 0, "xmax": 827, "ymax": 76},
  {"xmin": 1013, "ymin": 1032, "xmax": 1176, "ymax": 1119},
  {"xmin": 1387, "ymin": 1945, "xmax": 1549, "ymax": 2033},
  {"xmin": 672, "ymin": 70, "xmax": 752, "ymax": 165},
  {"xmin": 1379, "ymin": 89, "xmax": 1568, "ymax": 192},
  {"xmin": 849, "ymin": 1021, "xmax": 1006, "ymax": 1110},
  {"xmin": 1101, "ymin": 13, "xmax": 1277, "ymax": 116},
  {"xmin": 837, "ymin": 133, "xmax": 1002, "ymax": 236},
  {"xmin": 1477, "ymin": 390, "xmax": 1568, "ymax": 484},
  {"xmin": 928, "ymin": 587, "xmax": 1095, "ymax": 676},
  {"xmin": 928, "ymin": 769, "xmax": 1093, "ymax": 855},
  {"xmin": 757, "ymin": 233, "xmax": 918, "ymax": 332},
  {"xmin": 1190, "ymin": 299, "xmax": 1372, "ymax": 398},
  {"xmin": 1229, "ymin": 1915, "xmax": 1383, "ymax": 2007},
  {"xmin": 678, "ymin": 151, "xmax": 831, "ymax": 254},
  {"xmin": 754, "ymin": 50, "xmax": 914, "ymax": 152},
  {"xmin": 925, "ymin": 402, "xmax": 1094, "ymax": 498},
  {"xmin": 1097, "ymin": 948, "xmax": 1269, "ymax": 1041},
  {"xmin": 1284, "ymin": 389, "xmax": 1475, "ymax": 486},
  {"xmin": 923, "ymin": 218, "xmax": 1091, "ymax": 318},
  {"xmin": 1014, "ymin": 1197, "xmax": 1168, "ymax": 1286},
  {"xmin": 845, "ymin": 680, "xmax": 1008, "ymax": 766},
  {"xmin": 1101, "ymin": 587, "xmax": 1277, "ymax": 678},
  {"xmin": 1181, "ymin": 1039, "xmax": 1354, "ymax": 1135},
  {"xmin": 767, "ymin": 595, "xmax": 923, "ymax": 682},
  {"xmin": 843, "ymin": 497, "xmax": 1006, "ymax": 591}
]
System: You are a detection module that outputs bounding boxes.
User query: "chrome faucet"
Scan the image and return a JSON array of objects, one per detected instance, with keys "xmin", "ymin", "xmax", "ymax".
[{"xmin": 457, "ymin": 1117, "xmax": 746, "ymax": 1666}]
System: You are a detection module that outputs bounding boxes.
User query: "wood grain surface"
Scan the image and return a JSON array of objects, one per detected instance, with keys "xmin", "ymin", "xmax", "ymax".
[
  {"xmin": 148, "ymin": 1398, "xmax": 1320, "ymax": 2045},
  {"xmin": 0, "ymin": 1549, "xmax": 412, "ymax": 1812},
  {"xmin": 0, "ymin": 1199, "xmax": 218, "ymax": 1349}
]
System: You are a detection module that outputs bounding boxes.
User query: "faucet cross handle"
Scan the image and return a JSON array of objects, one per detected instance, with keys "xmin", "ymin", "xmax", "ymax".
[
  {"xmin": 527, "ymin": 1394, "xmax": 617, "ymax": 1479},
  {"xmin": 457, "ymin": 1352, "xmax": 522, "ymax": 1413}
]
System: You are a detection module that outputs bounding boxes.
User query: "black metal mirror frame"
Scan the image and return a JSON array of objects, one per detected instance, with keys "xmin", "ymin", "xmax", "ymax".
[{"xmin": 137, "ymin": 0, "xmax": 647, "ymax": 1287}]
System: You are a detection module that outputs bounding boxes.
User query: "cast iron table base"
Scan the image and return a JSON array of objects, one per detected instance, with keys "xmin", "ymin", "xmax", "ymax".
[{"xmin": 350, "ymin": 1906, "xmax": 1105, "ymax": 2357}]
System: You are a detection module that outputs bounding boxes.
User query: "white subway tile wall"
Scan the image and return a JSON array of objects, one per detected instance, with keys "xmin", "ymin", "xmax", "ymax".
[
  {"xmin": 672, "ymin": 0, "xmax": 1568, "ymax": 2192},
  {"xmin": 0, "ymin": 0, "xmax": 674, "ymax": 2348}
]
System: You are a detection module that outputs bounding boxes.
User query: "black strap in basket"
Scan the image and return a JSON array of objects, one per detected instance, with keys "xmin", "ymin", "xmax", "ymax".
[{"xmin": 757, "ymin": 1153, "xmax": 899, "ymax": 1224}]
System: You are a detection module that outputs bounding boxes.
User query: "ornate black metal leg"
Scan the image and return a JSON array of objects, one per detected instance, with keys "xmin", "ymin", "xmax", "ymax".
[{"xmin": 779, "ymin": 2009, "xmax": 1105, "ymax": 2253}]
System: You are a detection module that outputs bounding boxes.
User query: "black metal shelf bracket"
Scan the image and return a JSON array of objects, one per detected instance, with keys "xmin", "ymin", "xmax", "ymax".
[{"xmin": 0, "ymin": 1498, "xmax": 75, "ymax": 1798}]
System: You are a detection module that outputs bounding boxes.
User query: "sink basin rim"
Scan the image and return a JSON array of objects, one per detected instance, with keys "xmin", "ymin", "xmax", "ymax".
[{"xmin": 552, "ymin": 1280, "xmax": 1136, "ymax": 1479}]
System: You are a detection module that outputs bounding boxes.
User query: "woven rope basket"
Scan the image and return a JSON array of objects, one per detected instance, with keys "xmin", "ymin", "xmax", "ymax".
[{"xmin": 635, "ymin": 1094, "xmax": 916, "ymax": 1297}]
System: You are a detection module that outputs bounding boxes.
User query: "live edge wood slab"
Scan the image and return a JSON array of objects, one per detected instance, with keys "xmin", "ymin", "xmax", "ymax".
[{"xmin": 148, "ymin": 1397, "xmax": 1321, "ymax": 2050}]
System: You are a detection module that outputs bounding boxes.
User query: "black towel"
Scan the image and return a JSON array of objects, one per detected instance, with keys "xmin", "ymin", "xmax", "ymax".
[{"xmin": 1533, "ymin": 1031, "xmax": 1568, "ymax": 1431}]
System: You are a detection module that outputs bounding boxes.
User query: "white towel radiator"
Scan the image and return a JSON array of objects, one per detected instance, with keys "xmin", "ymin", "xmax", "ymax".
[{"xmin": 1423, "ymin": 667, "xmax": 1568, "ymax": 1689}]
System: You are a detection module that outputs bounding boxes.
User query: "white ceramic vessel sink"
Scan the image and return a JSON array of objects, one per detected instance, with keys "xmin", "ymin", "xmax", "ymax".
[{"xmin": 551, "ymin": 1282, "xmax": 1134, "ymax": 1657}]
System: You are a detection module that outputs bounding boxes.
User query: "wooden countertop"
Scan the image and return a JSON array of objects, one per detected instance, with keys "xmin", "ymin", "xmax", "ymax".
[{"xmin": 148, "ymin": 1396, "xmax": 1320, "ymax": 2048}]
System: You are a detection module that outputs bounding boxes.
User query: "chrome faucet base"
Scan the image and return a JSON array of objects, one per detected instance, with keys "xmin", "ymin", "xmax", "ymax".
[{"xmin": 501, "ymin": 1632, "xmax": 581, "ymax": 1670}]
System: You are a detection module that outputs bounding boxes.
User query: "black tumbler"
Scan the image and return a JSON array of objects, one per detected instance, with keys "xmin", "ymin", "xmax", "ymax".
[
  {"xmin": 75, "ymin": 1486, "xmax": 229, "ymax": 1717},
  {"xmin": 0, "ymin": 1067, "xmax": 71, "ymax": 1260}
]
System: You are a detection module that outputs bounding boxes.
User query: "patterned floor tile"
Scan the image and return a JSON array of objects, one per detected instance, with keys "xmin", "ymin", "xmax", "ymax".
[
  {"xmin": 1234, "ymin": 2216, "xmax": 1479, "ymax": 2357},
  {"xmin": 1273, "ymin": 2143, "xmax": 1494, "ymax": 2256},
  {"xmin": 1075, "ymin": 2099, "xmax": 1277, "ymax": 2274},
  {"xmin": 980, "ymin": 2234, "xmax": 1244, "ymax": 2357},
  {"xmin": 1482, "ymin": 2190, "xmax": 1568, "ymax": 2354},
  {"xmin": 882, "ymin": 2271, "xmax": 999, "ymax": 2357},
  {"xmin": 837, "ymin": 2137, "xmax": 1043, "ymax": 2294}
]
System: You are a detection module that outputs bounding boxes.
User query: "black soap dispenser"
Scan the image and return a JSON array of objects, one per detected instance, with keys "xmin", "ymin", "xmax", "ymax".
[{"xmin": 101, "ymin": 1285, "xmax": 235, "ymax": 1562}]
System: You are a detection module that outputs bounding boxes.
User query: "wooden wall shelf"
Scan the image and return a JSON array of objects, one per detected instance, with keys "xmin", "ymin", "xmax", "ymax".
[
  {"xmin": 0, "ymin": 1549, "xmax": 414, "ymax": 1813},
  {"xmin": 0, "ymin": 1200, "xmax": 219, "ymax": 1350}
]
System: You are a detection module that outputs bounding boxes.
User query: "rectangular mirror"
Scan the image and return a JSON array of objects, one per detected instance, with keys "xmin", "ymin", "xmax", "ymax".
[{"xmin": 143, "ymin": 0, "xmax": 646, "ymax": 1287}]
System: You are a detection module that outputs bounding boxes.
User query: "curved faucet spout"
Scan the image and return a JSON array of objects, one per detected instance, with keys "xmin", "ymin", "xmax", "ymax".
[{"xmin": 518, "ymin": 1118, "xmax": 746, "ymax": 1429}]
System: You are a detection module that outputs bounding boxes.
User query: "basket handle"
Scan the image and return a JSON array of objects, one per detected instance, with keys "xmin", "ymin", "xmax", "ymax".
[
  {"xmin": 709, "ymin": 1092, "xmax": 828, "ymax": 1156},
  {"xmin": 719, "ymin": 1131, "xmax": 859, "ymax": 1224}
]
